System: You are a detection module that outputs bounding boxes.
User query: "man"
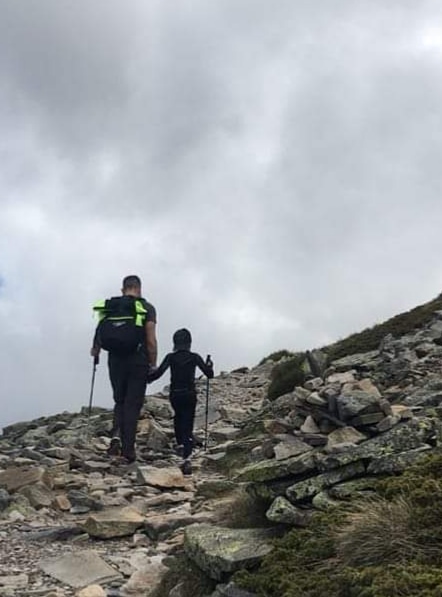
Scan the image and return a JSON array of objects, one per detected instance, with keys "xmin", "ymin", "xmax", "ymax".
[{"xmin": 91, "ymin": 275, "xmax": 157, "ymax": 463}]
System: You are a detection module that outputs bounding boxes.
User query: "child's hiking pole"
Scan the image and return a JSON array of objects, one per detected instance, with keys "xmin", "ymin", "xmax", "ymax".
[
  {"xmin": 87, "ymin": 355, "xmax": 99, "ymax": 435},
  {"xmin": 204, "ymin": 354, "xmax": 212, "ymax": 451}
]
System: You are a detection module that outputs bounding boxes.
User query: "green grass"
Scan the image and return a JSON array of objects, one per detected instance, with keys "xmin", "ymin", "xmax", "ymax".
[
  {"xmin": 234, "ymin": 453, "xmax": 442, "ymax": 597},
  {"xmin": 323, "ymin": 293, "xmax": 442, "ymax": 362},
  {"xmin": 267, "ymin": 353, "xmax": 307, "ymax": 401},
  {"xmin": 262, "ymin": 293, "xmax": 442, "ymax": 402},
  {"xmin": 151, "ymin": 554, "xmax": 216, "ymax": 597},
  {"xmin": 259, "ymin": 350, "xmax": 295, "ymax": 366}
]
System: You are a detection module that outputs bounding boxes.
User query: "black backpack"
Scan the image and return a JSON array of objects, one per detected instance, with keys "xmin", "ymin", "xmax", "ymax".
[{"xmin": 93, "ymin": 296, "xmax": 147, "ymax": 355}]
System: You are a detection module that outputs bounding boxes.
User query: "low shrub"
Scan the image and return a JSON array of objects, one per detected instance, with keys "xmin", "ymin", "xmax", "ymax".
[
  {"xmin": 214, "ymin": 487, "xmax": 273, "ymax": 529},
  {"xmin": 259, "ymin": 350, "xmax": 294, "ymax": 365},
  {"xmin": 267, "ymin": 353, "xmax": 306, "ymax": 401},
  {"xmin": 234, "ymin": 512, "xmax": 345, "ymax": 597},
  {"xmin": 341, "ymin": 564, "xmax": 442, "ymax": 597},
  {"xmin": 234, "ymin": 454, "xmax": 442, "ymax": 597},
  {"xmin": 151, "ymin": 554, "xmax": 215, "ymax": 597},
  {"xmin": 335, "ymin": 497, "xmax": 423, "ymax": 567}
]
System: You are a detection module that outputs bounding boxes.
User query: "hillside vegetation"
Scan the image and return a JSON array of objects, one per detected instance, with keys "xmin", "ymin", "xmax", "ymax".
[
  {"xmin": 264, "ymin": 293, "xmax": 442, "ymax": 401},
  {"xmin": 235, "ymin": 453, "xmax": 442, "ymax": 597},
  {"xmin": 324, "ymin": 293, "xmax": 442, "ymax": 361}
]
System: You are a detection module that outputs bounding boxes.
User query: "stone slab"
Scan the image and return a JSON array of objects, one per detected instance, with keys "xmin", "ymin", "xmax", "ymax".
[
  {"xmin": 39, "ymin": 550, "xmax": 121, "ymax": 588},
  {"xmin": 136, "ymin": 466, "xmax": 187, "ymax": 489}
]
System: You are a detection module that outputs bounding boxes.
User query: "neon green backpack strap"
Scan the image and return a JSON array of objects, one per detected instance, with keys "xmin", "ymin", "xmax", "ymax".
[
  {"xmin": 93, "ymin": 299, "xmax": 107, "ymax": 322},
  {"xmin": 134, "ymin": 299, "xmax": 148, "ymax": 327}
]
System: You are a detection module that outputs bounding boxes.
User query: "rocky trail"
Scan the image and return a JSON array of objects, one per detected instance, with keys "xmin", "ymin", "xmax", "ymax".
[
  {"xmin": 0, "ymin": 366, "xmax": 272, "ymax": 597},
  {"xmin": 3, "ymin": 308, "xmax": 442, "ymax": 596}
]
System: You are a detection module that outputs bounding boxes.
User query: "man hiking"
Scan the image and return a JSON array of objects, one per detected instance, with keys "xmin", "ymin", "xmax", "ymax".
[
  {"xmin": 148, "ymin": 328, "xmax": 213, "ymax": 475},
  {"xmin": 91, "ymin": 275, "xmax": 157, "ymax": 463}
]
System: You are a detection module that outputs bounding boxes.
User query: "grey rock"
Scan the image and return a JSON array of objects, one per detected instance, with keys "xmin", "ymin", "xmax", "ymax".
[
  {"xmin": 234, "ymin": 451, "xmax": 317, "ymax": 483},
  {"xmin": 184, "ymin": 524, "xmax": 278, "ymax": 580},
  {"xmin": 376, "ymin": 415, "xmax": 401, "ymax": 433},
  {"xmin": 196, "ymin": 479, "xmax": 237, "ymax": 498},
  {"xmin": 82, "ymin": 507, "xmax": 145, "ymax": 539},
  {"xmin": 331, "ymin": 351, "xmax": 379, "ymax": 371},
  {"xmin": 67, "ymin": 489, "xmax": 103, "ymax": 511},
  {"xmin": 326, "ymin": 371, "xmax": 356, "ymax": 385},
  {"xmin": 0, "ymin": 466, "xmax": 52, "ymax": 493},
  {"xmin": 286, "ymin": 461, "xmax": 366, "ymax": 502},
  {"xmin": 0, "ymin": 489, "xmax": 11, "ymax": 511},
  {"xmin": 39, "ymin": 550, "xmax": 121, "ymax": 588},
  {"xmin": 304, "ymin": 378, "xmax": 324, "ymax": 391},
  {"xmin": 211, "ymin": 582, "xmax": 258, "ymax": 597},
  {"xmin": 336, "ymin": 391, "xmax": 381, "ymax": 421},
  {"xmin": 144, "ymin": 511, "xmax": 211, "ymax": 541},
  {"xmin": 136, "ymin": 466, "xmax": 187, "ymax": 489},
  {"xmin": 318, "ymin": 418, "xmax": 438, "ymax": 472},
  {"xmin": 300, "ymin": 416, "xmax": 320, "ymax": 434},
  {"xmin": 312, "ymin": 491, "xmax": 342, "ymax": 510},
  {"xmin": 329, "ymin": 478, "xmax": 378, "ymax": 501},
  {"xmin": 367, "ymin": 446, "xmax": 432, "ymax": 474},
  {"xmin": 415, "ymin": 343, "xmax": 436, "ymax": 358},
  {"xmin": 143, "ymin": 396, "xmax": 173, "ymax": 420},
  {"xmin": 0, "ymin": 574, "xmax": 29, "ymax": 590},
  {"xmin": 18, "ymin": 483, "xmax": 53, "ymax": 509},
  {"xmin": 266, "ymin": 496, "xmax": 311, "ymax": 526},
  {"xmin": 273, "ymin": 436, "xmax": 313, "ymax": 461},
  {"xmin": 326, "ymin": 427, "xmax": 366, "ymax": 452},
  {"xmin": 210, "ymin": 427, "xmax": 241, "ymax": 442},
  {"xmin": 306, "ymin": 392, "xmax": 327, "ymax": 407},
  {"xmin": 349, "ymin": 412, "xmax": 385, "ymax": 426}
]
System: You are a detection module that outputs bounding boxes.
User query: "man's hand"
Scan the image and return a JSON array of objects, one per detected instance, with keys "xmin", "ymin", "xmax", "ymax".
[
  {"xmin": 146, "ymin": 364, "xmax": 157, "ymax": 384},
  {"xmin": 90, "ymin": 346, "xmax": 100, "ymax": 358}
]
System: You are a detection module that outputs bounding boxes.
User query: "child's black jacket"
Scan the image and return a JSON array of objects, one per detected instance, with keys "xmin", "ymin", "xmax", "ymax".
[{"xmin": 148, "ymin": 350, "xmax": 213, "ymax": 391}]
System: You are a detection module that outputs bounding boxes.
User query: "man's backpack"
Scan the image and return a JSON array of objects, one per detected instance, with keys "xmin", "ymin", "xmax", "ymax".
[{"xmin": 93, "ymin": 296, "xmax": 148, "ymax": 355}]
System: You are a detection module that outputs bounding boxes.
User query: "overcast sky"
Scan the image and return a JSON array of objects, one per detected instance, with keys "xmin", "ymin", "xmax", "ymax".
[{"xmin": 1, "ymin": 0, "xmax": 442, "ymax": 428}]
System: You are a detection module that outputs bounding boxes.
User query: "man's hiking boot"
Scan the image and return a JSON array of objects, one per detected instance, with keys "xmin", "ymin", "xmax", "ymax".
[
  {"xmin": 120, "ymin": 456, "xmax": 136, "ymax": 465},
  {"xmin": 112, "ymin": 455, "xmax": 136, "ymax": 466},
  {"xmin": 107, "ymin": 437, "xmax": 121, "ymax": 457},
  {"xmin": 181, "ymin": 460, "xmax": 192, "ymax": 476}
]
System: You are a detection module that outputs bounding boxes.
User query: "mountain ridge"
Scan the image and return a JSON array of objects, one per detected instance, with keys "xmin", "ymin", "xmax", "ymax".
[{"xmin": 1, "ymin": 293, "xmax": 442, "ymax": 596}]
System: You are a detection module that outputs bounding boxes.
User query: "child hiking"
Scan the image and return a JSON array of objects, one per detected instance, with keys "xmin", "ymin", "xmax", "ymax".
[{"xmin": 148, "ymin": 328, "xmax": 214, "ymax": 475}]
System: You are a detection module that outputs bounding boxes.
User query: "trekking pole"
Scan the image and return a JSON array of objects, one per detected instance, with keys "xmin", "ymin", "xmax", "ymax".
[
  {"xmin": 87, "ymin": 355, "xmax": 99, "ymax": 435},
  {"xmin": 204, "ymin": 354, "xmax": 212, "ymax": 451}
]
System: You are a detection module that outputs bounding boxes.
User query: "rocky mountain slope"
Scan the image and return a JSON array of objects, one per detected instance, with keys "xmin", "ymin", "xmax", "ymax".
[{"xmin": 2, "ymin": 297, "xmax": 442, "ymax": 596}]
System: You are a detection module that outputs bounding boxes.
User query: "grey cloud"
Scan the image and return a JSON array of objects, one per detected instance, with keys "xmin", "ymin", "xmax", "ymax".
[{"xmin": 2, "ymin": 1, "xmax": 442, "ymax": 426}]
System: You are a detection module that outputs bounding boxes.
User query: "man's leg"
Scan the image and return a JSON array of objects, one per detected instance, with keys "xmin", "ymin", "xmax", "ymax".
[
  {"xmin": 107, "ymin": 354, "xmax": 128, "ymax": 455},
  {"xmin": 122, "ymin": 356, "xmax": 148, "ymax": 461}
]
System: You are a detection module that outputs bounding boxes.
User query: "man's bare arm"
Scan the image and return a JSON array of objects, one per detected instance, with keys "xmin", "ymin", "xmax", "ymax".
[{"xmin": 145, "ymin": 321, "xmax": 158, "ymax": 368}]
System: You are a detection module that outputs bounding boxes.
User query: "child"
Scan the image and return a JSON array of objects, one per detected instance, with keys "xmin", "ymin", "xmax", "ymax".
[{"xmin": 148, "ymin": 328, "xmax": 214, "ymax": 475}]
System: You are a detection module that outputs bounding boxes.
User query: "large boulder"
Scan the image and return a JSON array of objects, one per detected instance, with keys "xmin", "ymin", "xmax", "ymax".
[
  {"xmin": 234, "ymin": 451, "xmax": 316, "ymax": 483},
  {"xmin": 184, "ymin": 524, "xmax": 278, "ymax": 580},
  {"xmin": 82, "ymin": 507, "xmax": 144, "ymax": 539},
  {"xmin": 136, "ymin": 466, "xmax": 187, "ymax": 489},
  {"xmin": 0, "ymin": 466, "xmax": 52, "ymax": 493},
  {"xmin": 266, "ymin": 497, "xmax": 311, "ymax": 526},
  {"xmin": 317, "ymin": 418, "xmax": 438, "ymax": 472},
  {"xmin": 286, "ymin": 461, "xmax": 366, "ymax": 503},
  {"xmin": 336, "ymin": 391, "xmax": 381, "ymax": 421}
]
